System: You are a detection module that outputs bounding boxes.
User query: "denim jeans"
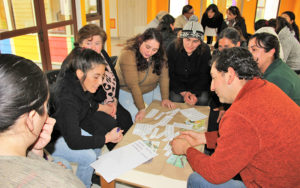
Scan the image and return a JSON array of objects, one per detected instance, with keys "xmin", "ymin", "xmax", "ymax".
[
  {"xmin": 52, "ymin": 129, "xmax": 101, "ymax": 188},
  {"xmin": 188, "ymin": 172, "xmax": 246, "ymax": 188},
  {"xmin": 119, "ymin": 85, "xmax": 161, "ymax": 121}
]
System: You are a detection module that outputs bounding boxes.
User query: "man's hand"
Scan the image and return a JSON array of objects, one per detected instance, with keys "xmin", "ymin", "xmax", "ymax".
[
  {"xmin": 184, "ymin": 92, "xmax": 198, "ymax": 106},
  {"xmin": 170, "ymin": 138, "xmax": 191, "ymax": 155},
  {"xmin": 177, "ymin": 131, "xmax": 207, "ymax": 147}
]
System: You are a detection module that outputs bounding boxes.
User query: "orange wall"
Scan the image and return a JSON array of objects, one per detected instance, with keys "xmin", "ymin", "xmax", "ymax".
[
  {"xmin": 279, "ymin": 0, "xmax": 300, "ymax": 29},
  {"xmin": 189, "ymin": 0, "xmax": 202, "ymax": 20},
  {"xmin": 147, "ymin": 0, "xmax": 169, "ymax": 23},
  {"xmin": 241, "ymin": 0, "xmax": 257, "ymax": 34}
]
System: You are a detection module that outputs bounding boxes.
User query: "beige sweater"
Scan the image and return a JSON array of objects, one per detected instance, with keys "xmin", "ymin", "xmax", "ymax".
[{"xmin": 115, "ymin": 49, "xmax": 169, "ymax": 110}]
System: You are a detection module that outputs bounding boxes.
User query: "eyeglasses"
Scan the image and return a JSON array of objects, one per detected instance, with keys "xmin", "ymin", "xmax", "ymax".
[{"xmin": 187, "ymin": 11, "xmax": 194, "ymax": 14}]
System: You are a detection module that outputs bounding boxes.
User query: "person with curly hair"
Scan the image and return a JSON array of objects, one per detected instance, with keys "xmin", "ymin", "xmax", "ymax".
[
  {"xmin": 115, "ymin": 28, "xmax": 175, "ymax": 121},
  {"xmin": 171, "ymin": 47, "xmax": 300, "ymax": 188}
]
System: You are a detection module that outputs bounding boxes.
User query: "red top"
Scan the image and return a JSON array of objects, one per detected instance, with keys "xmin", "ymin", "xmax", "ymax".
[{"xmin": 187, "ymin": 78, "xmax": 300, "ymax": 188}]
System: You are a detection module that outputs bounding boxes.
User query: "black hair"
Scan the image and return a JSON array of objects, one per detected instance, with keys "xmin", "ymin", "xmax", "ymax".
[
  {"xmin": 276, "ymin": 16, "xmax": 293, "ymax": 34},
  {"xmin": 205, "ymin": 4, "xmax": 220, "ymax": 17},
  {"xmin": 249, "ymin": 32, "xmax": 279, "ymax": 59},
  {"xmin": 218, "ymin": 27, "xmax": 240, "ymax": 45},
  {"xmin": 0, "ymin": 54, "xmax": 48, "ymax": 132},
  {"xmin": 268, "ymin": 18, "xmax": 277, "ymax": 29},
  {"xmin": 125, "ymin": 28, "xmax": 166, "ymax": 75},
  {"xmin": 211, "ymin": 47, "xmax": 261, "ymax": 80},
  {"xmin": 182, "ymin": 5, "xmax": 193, "ymax": 15},
  {"xmin": 228, "ymin": 6, "xmax": 244, "ymax": 23},
  {"xmin": 157, "ymin": 14, "xmax": 175, "ymax": 33},
  {"xmin": 254, "ymin": 19, "xmax": 267, "ymax": 31},
  {"xmin": 59, "ymin": 47, "xmax": 106, "ymax": 82},
  {"xmin": 282, "ymin": 11, "xmax": 300, "ymax": 41}
]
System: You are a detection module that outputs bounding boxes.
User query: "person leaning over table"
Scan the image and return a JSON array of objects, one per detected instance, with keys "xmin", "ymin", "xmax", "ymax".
[
  {"xmin": 0, "ymin": 54, "xmax": 85, "ymax": 187},
  {"xmin": 167, "ymin": 17, "xmax": 212, "ymax": 106},
  {"xmin": 115, "ymin": 28, "xmax": 175, "ymax": 122},
  {"xmin": 52, "ymin": 47, "xmax": 123, "ymax": 187},
  {"xmin": 248, "ymin": 32, "xmax": 300, "ymax": 105},
  {"xmin": 75, "ymin": 24, "xmax": 133, "ymax": 150},
  {"xmin": 171, "ymin": 47, "xmax": 300, "ymax": 188}
]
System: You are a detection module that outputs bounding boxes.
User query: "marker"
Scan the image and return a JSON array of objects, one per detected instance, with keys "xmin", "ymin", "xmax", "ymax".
[{"xmin": 117, "ymin": 127, "xmax": 120, "ymax": 132}]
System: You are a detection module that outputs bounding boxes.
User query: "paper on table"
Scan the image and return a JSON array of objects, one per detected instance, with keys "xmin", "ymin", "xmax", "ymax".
[
  {"xmin": 145, "ymin": 108, "xmax": 159, "ymax": 118},
  {"xmin": 91, "ymin": 140, "xmax": 157, "ymax": 183},
  {"xmin": 180, "ymin": 108, "xmax": 207, "ymax": 121}
]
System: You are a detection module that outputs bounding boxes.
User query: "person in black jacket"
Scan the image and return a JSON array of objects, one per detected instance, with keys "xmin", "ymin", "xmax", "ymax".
[
  {"xmin": 225, "ymin": 6, "xmax": 248, "ymax": 40},
  {"xmin": 52, "ymin": 47, "xmax": 123, "ymax": 187},
  {"xmin": 157, "ymin": 14, "xmax": 177, "ymax": 50},
  {"xmin": 75, "ymin": 24, "xmax": 133, "ymax": 150},
  {"xmin": 201, "ymin": 4, "xmax": 224, "ymax": 45},
  {"xmin": 167, "ymin": 19, "xmax": 211, "ymax": 106}
]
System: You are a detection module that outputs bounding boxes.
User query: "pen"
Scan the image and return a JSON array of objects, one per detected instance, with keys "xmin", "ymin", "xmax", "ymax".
[{"xmin": 117, "ymin": 127, "xmax": 120, "ymax": 132}]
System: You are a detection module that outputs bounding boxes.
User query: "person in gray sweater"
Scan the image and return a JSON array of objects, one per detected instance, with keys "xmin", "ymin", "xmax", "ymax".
[{"xmin": 276, "ymin": 17, "xmax": 300, "ymax": 74}]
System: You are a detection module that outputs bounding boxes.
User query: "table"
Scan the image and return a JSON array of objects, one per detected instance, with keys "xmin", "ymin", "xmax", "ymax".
[{"xmin": 99, "ymin": 100, "xmax": 210, "ymax": 188}]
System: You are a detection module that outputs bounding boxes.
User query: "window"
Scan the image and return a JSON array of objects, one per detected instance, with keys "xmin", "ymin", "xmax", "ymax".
[
  {"xmin": 255, "ymin": 0, "xmax": 280, "ymax": 21},
  {"xmin": 169, "ymin": 0, "xmax": 188, "ymax": 18}
]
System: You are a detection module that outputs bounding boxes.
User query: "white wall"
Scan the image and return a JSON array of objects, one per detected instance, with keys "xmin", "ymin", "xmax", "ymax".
[{"xmin": 109, "ymin": 0, "xmax": 118, "ymax": 37}]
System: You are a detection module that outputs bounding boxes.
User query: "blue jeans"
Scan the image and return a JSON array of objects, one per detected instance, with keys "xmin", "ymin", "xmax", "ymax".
[
  {"xmin": 188, "ymin": 172, "xmax": 246, "ymax": 188},
  {"xmin": 119, "ymin": 85, "xmax": 161, "ymax": 121},
  {"xmin": 52, "ymin": 129, "xmax": 101, "ymax": 188}
]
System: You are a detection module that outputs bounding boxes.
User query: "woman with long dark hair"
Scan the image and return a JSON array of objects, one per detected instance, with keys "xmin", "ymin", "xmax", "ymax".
[
  {"xmin": 275, "ymin": 17, "xmax": 300, "ymax": 73},
  {"xmin": 0, "ymin": 54, "xmax": 84, "ymax": 187},
  {"xmin": 226, "ymin": 6, "xmax": 247, "ymax": 39},
  {"xmin": 52, "ymin": 47, "xmax": 123, "ymax": 187},
  {"xmin": 116, "ymin": 28, "xmax": 175, "ymax": 121},
  {"xmin": 281, "ymin": 11, "xmax": 300, "ymax": 42},
  {"xmin": 157, "ymin": 14, "xmax": 177, "ymax": 50},
  {"xmin": 201, "ymin": 4, "xmax": 224, "ymax": 45}
]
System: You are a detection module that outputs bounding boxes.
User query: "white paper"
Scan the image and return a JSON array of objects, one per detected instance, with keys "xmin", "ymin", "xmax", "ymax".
[
  {"xmin": 155, "ymin": 115, "xmax": 173, "ymax": 126},
  {"xmin": 173, "ymin": 122, "xmax": 194, "ymax": 130},
  {"xmin": 180, "ymin": 108, "xmax": 207, "ymax": 121},
  {"xmin": 149, "ymin": 127, "xmax": 159, "ymax": 139},
  {"xmin": 91, "ymin": 140, "xmax": 157, "ymax": 183},
  {"xmin": 133, "ymin": 123, "xmax": 153, "ymax": 137},
  {"xmin": 145, "ymin": 109, "xmax": 159, "ymax": 118},
  {"xmin": 154, "ymin": 112, "xmax": 165, "ymax": 120}
]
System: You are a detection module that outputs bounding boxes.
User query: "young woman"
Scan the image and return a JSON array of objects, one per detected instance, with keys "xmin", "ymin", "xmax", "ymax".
[
  {"xmin": 275, "ymin": 17, "xmax": 300, "ymax": 73},
  {"xmin": 75, "ymin": 24, "xmax": 133, "ymax": 149},
  {"xmin": 52, "ymin": 47, "xmax": 123, "ymax": 187},
  {"xmin": 201, "ymin": 4, "xmax": 224, "ymax": 45},
  {"xmin": 281, "ymin": 11, "xmax": 300, "ymax": 42},
  {"xmin": 115, "ymin": 28, "xmax": 175, "ymax": 121},
  {"xmin": 167, "ymin": 20, "xmax": 212, "ymax": 106},
  {"xmin": 226, "ymin": 6, "xmax": 248, "ymax": 40},
  {"xmin": 157, "ymin": 14, "xmax": 177, "ymax": 50},
  {"xmin": 0, "ymin": 54, "xmax": 84, "ymax": 187}
]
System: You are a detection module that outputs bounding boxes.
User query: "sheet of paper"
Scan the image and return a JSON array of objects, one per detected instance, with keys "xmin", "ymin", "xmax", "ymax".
[
  {"xmin": 180, "ymin": 108, "xmax": 207, "ymax": 121},
  {"xmin": 132, "ymin": 123, "xmax": 153, "ymax": 137},
  {"xmin": 149, "ymin": 127, "xmax": 159, "ymax": 139},
  {"xmin": 155, "ymin": 115, "xmax": 173, "ymax": 126},
  {"xmin": 154, "ymin": 112, "xmax": 165, "ymax": 120},
  {"xmin": 91, "ymin": 140, "xmax": 157, "ymax": 183},
  {"xmin": 173, "ymin": 122, "xmax": 194, "ymax": 130},
  {"xmin": 145, "ymin": 108, "xmax": 159, "ymax": 118}
]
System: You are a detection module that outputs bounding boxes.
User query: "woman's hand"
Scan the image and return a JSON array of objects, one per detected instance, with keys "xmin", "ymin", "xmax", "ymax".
[
  {"xmin": 184, "ymin": 92, "xmax": 198, "ymax": 106},
  {"xmin": 31, "ymin": 117, "xmax": 56, "ymax": 157},
  {"xmin": 161, "ymin": 99, "xmax": 176, "ymax": 109},
  {"xmin": 135, "ymin": 109, "xmax": 146, "ymax": 122},
  {"xmin": 105, "ymin": 127, "xmax": 123, "ymax": 143}
]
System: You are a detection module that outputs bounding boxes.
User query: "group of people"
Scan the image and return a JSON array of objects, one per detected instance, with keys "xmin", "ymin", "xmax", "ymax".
[{"xmin": 0, "ymin": 3, "xmax": 300, "ymax": 188}]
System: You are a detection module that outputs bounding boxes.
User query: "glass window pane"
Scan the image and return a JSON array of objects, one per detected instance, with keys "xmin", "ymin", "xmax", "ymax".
[
  {"xmin": 44, "ymin": 0, "xmax": 72, "ymax": 24},
  {"xmin": 86, "ymin": 0, "xmax": 98, "ymax": 14},
  {"xmin": 0, "ymin": 34, "xmax": 42, "ymax": 68},
  {"xmin": 48, "ymin": 24, "xmax": 74, "ymax": 69},
  {"xmin": 87, "ymin": 20, "xmax": 101, "ymax": 26},
  {"xmin": 0, "ymin": 0, "xmax": 36, "ymax": 32},
  {"xmin": 170, "ymin": 0, "xmax": 188, "ymax": 18}
]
